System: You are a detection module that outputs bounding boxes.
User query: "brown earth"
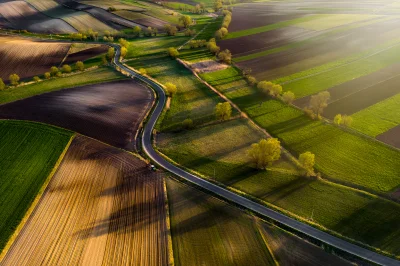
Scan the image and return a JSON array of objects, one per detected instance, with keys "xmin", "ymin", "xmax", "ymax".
[
  {"xmin": 260, "ymin": 223, "xmax": 352, "ymax": 266},
  {"xmin": 0, "ymin": 36, "xmax": 71, "ymax": 82},
  {"xmin": 0, "ymin": 79, "xmax": 153, "ymax": 151},
  {"xmin": 220, "ymin": 26, "xmax": 316, "ymax": 56},
  {"xmin": 237, "ymin": 17, "xmax": 400, "ymax": 81},
  {"xmin": 377, "ymin": 125, "xmax": 400, "ymax": 149},
  {"xmin": 0, "ymin": 1, "xmax": 76, "ymax": 33},
  {"xmin": 63, "ymin": 45, "xmax": 108, "ymax": 65},
  {"xmin": 190, "ymin": 60, "xmax": 228, "ymax": 73},
  {"xmin": 294, "ymin": 63, "xmax": 400, "ymax": 115},
  {"xmin": 0, "ymin": 135, "xmax": 169, "ymax": 266}
]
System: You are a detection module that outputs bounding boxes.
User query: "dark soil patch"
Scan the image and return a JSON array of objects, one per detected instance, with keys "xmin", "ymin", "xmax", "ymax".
[
  {"xmin": 219, "ymin": 26, "xmax": 315, "ymax": 56},
  {"xmin": 135, "ymin": 16, "xmax": 168, "ymax": 29},
  {"xmin": 237, "ymin": 17, "xmax": 400, "ymax": 81},
  {"xmin": 64, "ymin": 45, "xmax": 108, "ymax": 65},
  {"xmin": 294, "ymin": 63, "xmax": 400, "ymax": 109},
  {"xmin": 0, "ymin": 79, "xmax": 153, "ymax": 151},
  {"xmin": 376, "ymin": 125, "xmax": 400, "ymax": 149}
]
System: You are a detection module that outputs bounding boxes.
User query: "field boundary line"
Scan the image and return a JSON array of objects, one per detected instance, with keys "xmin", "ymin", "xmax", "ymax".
[
  {"xmin": 255, "ymin": 218, "xmax": 280, "ymax": 266},
  {"xmin": 177, "ymin": 17, "xmax": 215, "ymax": 50},
  {"xmin": 0, "ymin": 133, "xmax": 75, "ymax": 261},
  {"xmin": 163, "ymin": 179, "xmax": 175, "ymax": 266},
  {"xmin": 59, "ymin": 43, "xmax": 73, "ymax": 67}
]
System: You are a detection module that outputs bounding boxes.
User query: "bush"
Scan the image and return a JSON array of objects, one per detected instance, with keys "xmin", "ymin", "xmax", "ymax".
[
  {"xmin": 246, "ymin": 75, "xmax": 257, "ymax": 86},
  {"xmin": 107, "ymin": 6, "xmax": 117, "ymax": 12},
  {"xmin": 44, "ymin": 72, "xmax": 51, "ymax": 79},
  {"xmin": 33, "ymin": 76, "xmax": 40, "ymax": 82},
  {"xmin": 182, "ymin": 118, "xmax": 193, "ymax": 129},
  {"xmin": 62, "ymin": 64, "xmax": 72, "ymax": 73},
  {"xmin": 0, "ymin": 78, "xmax": 5, "ymax": 90},
  {"xmin": 139, "ymin": 68, "xmax": 147, "ymax": 75},
  {"xmin": 9, "ymin": 74, "xmax": 20, "ymax": 86},
  {"xmin": 167, "ymin": 47, "xmax": 179, "ymax": 58},
  {"xmin": 50, "ymin": 66, "xmax": 59, "ymax": 76},
  {"xmin": 217, "ymin": 49, "xmax": 232, "ymax": 64},
  {"xmin": 75, "ymin": 61, "xmax": 84, "ymax": 72},
  {"xmin": 165, "ymin": 82, "xmax": 177, "ymax": 96},
  {"xmin": 282, "ymin": 91, "xmax": 295, "ymax": 104}
]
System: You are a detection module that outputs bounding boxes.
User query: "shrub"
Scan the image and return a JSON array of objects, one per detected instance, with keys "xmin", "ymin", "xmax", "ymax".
[
  {"xmin": 165, "ymin": 82, "xmax": 177, "ymax": 96},
  {"xmin": 139, "ymin": 68, "xmax": 147, "ymax": 75},
  {"xmin": 282, "ymin": 91, "xmax": 295, "ymax": 104},
  {"xmin": 182, "ymin": 118, "xmax": 193, "ymax": 129},
  {"xmin": 167, "ymin": 47, "xmax": 179, "ymax": 58},
  {"xmin": 0, "ymin": 78, "xmax": 5, "ymax": 90},
  {"xmin": 44, "ymin": 72, "xmax": 51, "ymax": 79},
  {"xmin": 75, "ymin": 61, "xmax": 84, "ymax": 71},
  {"xmin": 33, "ymin": 76, "xmax": 40, "ymax": 82},
  {"xmin": 62, "ymin": 64, "xmax": 72, "ymax": 73},
  {"xmin": 9, "ymin": 74, "xmax": 20, "ymax": 86}
]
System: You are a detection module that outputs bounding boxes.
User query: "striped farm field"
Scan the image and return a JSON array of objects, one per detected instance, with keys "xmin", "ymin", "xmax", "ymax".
[
  {"xmin": 1, "ymin": 135, "xmax": 169, "ymax": 265},
  {"xmin": 166, "ymin": 178, "xmax": 276, "ymax": 266},
  {"xmin": 0, "ymin": 120, "xmax": 73, "ymax": 252}
]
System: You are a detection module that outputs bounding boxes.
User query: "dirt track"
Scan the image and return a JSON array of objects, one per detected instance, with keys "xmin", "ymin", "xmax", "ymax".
[
  {"xmin": 0, "ymin": 79, "xmax": 153, "ymax": 151},
  {"xmin": 1, "ymin": 135, "xmax": 169, "ymax": 266}
]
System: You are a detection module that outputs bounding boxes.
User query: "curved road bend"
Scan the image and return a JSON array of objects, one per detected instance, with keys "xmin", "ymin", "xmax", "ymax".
[{"xmin": 115, "ymin": 48, "xmax": 399, "ymax": 266}]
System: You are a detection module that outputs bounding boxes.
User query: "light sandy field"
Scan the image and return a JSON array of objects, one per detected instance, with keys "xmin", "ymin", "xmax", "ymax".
[
  {"xmin": 1, "ymin": 135, "xmax": 169, "ymax": 266},
  {"xmin": 0, "ymin": 36, "xmax": 71, "ymax": 81}
]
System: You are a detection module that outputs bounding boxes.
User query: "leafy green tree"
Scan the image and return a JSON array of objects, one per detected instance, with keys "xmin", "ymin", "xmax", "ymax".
[
  {"xmin": 121, "ymin": 47, "xmax": 128, "ymax": 58},
  {"xmin": 165, "ymin": 82, "xmax": 177, "ymax": 96},
  {"xmin": 257, "ymin": 81, "xmax": 274, "ymax": 94},
  {"xmin": 44, "ymin": 72, "xmax": 51, "ymax": 79},
  {"xmin": 308, "ymin": 91, "xmax": 330, "ymax": 118},
  {"xmin": 214, "ymin": 0, "xmax": 222, "ymax": 11},
  {"xmin": 164, "ymin": 24, "xmax": 178, "ymax": 36},
  {"xmin": 182, "ymin": 118, "xmax": 193, "ymax": 129},
  {"xmin": 248, "ymin": 138, "xmax": 281, "ymax": 169},
  {"xmin": 101, "ymin": 55, "xmax": 108, "ymax": 65},
  {"xmin": 139, "ymin": 68, "xmax": 147, "ymax": 75},
  {"xmin": 217, "ymin": 49, "xmax": 232, "ymax": 64},
  {"xmin": 179, "ymin": 15, "xmax": 192, "ymax": 28},
  {"xmin": 299, "ymin": 151, "xmax": 315, "ymax": 176},
  {"xmin": 0, "ymin": 78, "xmax": 5, "ymax": 90},
  {"xmin": 133, "ymin": 26, "xmax": 141, "ymax": 37},
  {"xmin": 334, "ymin": 114, "xmax": 342, "ymax": 125},
  {"xmin": 118, "ymin": 38, "xmax": 129, "ymax": 48},
  {"xmin": 50, "ymin": 66, "xmax": 59, "ymax": 76},
  {"xmin": 75, "ymin": 61, "xmax": 84, "ymax": 71},
  {"xmin": 9, "ymin": 74, "xmax": 20, "ymax": 86},
  {"xmin": 167, "ymin": 47, "xmax": 179, "ymax": 58},
  {"xmin": 107, "ymin": 47, "xmax": 115, "ymax": 61},
  {"xmin": 342, "ymin": 115, "xmax": 353, "ymax": 127},
  {"xmin": 215, "ymin": 102, "xmax": 232, "ymax": 120},
  {"xmin": 62, "ymin": 64, "xmax": 72, "ymax": 73},
  {"xmin": 208, "ymin": 43, "xmax": 220, "ymax": 54},
  {"xmin": 282, "ymin": 91, "xmax": 295, "ymax": 104},
  {"xmin": 270, "ymin": 84, "xmax": 282, "ymax": 97},
  {"xmin": 56, "ymin": 72, "xmax": 62, "ymax": 77},
  {"xmin": 33, "ymin": 76, "xmax": 40, "ymax": 82}
]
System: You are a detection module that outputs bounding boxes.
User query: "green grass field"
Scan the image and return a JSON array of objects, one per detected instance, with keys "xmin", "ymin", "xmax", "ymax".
[
  {"xmin": 0, "ymin": 120, "xmax": 73, "ymax": 251},
  {"xmin": 200, "ymin": 67, "xmax": 400, "ymax": 193},
  {"xmin": 351, "ymin": 93, "xmax": 400, "ymax": 136},
  {"xmin": 166, "ymin": 178, "xmax": 276, "ymax": 265},
  {"xmin": 0, "ymin": 67, "xmax": 125, "ymax": 104},
  {"xmin": 280, "ymin": 42, "xmax": 400, "ymax": 98},
  {"xmin": 160, "ymin": 116, "xmax": 400, "ymax": 257}
]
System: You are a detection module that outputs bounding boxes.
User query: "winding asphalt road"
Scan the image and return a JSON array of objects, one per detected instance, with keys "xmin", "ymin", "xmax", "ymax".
[{"xmin": 113, "ymin": 48, "xmax": 400, "ymax": 266}]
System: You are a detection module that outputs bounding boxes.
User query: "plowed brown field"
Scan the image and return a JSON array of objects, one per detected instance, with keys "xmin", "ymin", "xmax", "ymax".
[
  {"xmin": 0, "ymin": 79, "xmax": 153, "ymax": 151},
  {"xmin": 0, "ymin": 36, "xmax": 70, "ymax": 81},
  {"xmin": 0, "ymin": 1, "xmax": 76, "ymax": 33},
  {"xmin": 1, "ymin": 135, "xmax": 169, "ymax": 266}
]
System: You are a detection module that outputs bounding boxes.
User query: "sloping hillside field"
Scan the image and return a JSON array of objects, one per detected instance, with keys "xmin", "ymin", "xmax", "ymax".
[
  {"xmin": 0, "ymin": 79, "xmax": 153, "ymax": 151},
  {"xmin": 0, "ymin": 120, "xmax": 73, "ymax": 252},
  {"xmin": 1, "ymin": 135, "xmax": 169, "ymax": 265}
]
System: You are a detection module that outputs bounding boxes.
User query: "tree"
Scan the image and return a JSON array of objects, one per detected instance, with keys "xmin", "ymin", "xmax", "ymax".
[
  {"xmin": 50, "ymin": 66, "xmax": 59, "ymax": 76},
  {"xmin": 200, "ymin": 2, "xmax": 205, "ymax": 12},
  {"xmin": 144, "ymin": 27, "xmax": 153, "ymax": 37},
  {"xmin": 62, "ymin": 64, "xmax": 72, "ymax": 73},
  {"xmin": 118, "ymin": 38, "xmax": 129, "ymax": 48},
  {"xmin": 246, "ymin": 75, "xmax": 257, "ymax": 86},
  {"xmin": 218, "ymin": 49, "xmax": 232, "ymax": 64},
  {"xmin": 308, "ymin": 91, "xmax": 330, "ymax": 118},
  {"xmin": 257, "ymin": 81, "xmax": 274, "ymax": 95},
  {"xmin": 179, "ymin": 15, "xmax": 192, "ymax": 28},
  {"xmin": 282, "ymin": 91, "xmax": 295, "ymax": 104},
  {"xmin": 121, "ymin": 47, "xmax": 128, "ymax": 58},
  {"xmin": 214, "ymin": 0, "xmax": 222, "ymax": 11},
  {"xmin": 182, "ymin": 118, "xmax": 193, "ymax": 129},
  {"xmin": 270, "ymin": 84, "xmax": 282, "ymax": 97},
  {"xmin": 33, "ymin": 76, "xmax": 40, "ymax": 82},
  {"xmin": 215, "ymin": 27, "xmax": 228, "ymax": 39},
  {"xmin": 248, "ymin": 138, "xmax": 281, "ymax": 169},
  {"xmin": 333, "ymin": 114, "xmax": 342, "ymax": 125},
  {"xmin": 215, "ymin": 102, "xmax": 232, "ymax": 120},
  {"xmin": 101, "ymin": 55, "xmax": 108, "ymax": 65},
  {"xmin": 133, "ymin": 26, "xmax": 141, "ymax": 37},
  {"xmin": 299, "ymin": 151, "xmax": 315, "ymax": 176},
  {"xmin": 75, "ymin": 61, "xmax": 84, "ymax": 71},
  {"xmin": 208, "ymin": 42, "xmax": 220, "ymax": 54},
  {"xmin": 152, "ymin": 27, "xmax": 158, "ymax": 36},
  {"xmin": 342, "ymin": 115, "xmax": 353, "ymax": 127},
  {"xmin": 108, "ymin": 6, "xmax": 117, "ymax": 11},
  {"xmin": 164, "ymin": 24, "xmax": 178, "ymax": 36},
  {"xmin": 165, "ymin": 82, "xmax": 177, "ymax": 96},
  {"xmin": 0, "ymin": 78, "xmax": 5, "ymax": 90},
  {"xmin": 44, "ymin": 72, "xmax": 51, "ymax": 79},
  {"xmin": 107, "ymin": 47, "xmax": 115, "ymax": 61},
  {"xmin": 139, "ymin": 68, "xmax": 147, "ymax": 75},
  {"xmin": 167, "ymin": 47, "xmax": 179, "ymax": 58},
  {"xmin": 56, "ymin": 72, "xmax": 62, "ymax": 78},
  {"xmin": 9, "ymin": 74, "xmax": 20, "ymax": 86}
]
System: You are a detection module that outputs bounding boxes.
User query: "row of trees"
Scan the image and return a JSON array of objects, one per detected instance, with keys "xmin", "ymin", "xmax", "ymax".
[{"xmin": 248, "ymin": 138, "xmax": 315, "ymax": 176}]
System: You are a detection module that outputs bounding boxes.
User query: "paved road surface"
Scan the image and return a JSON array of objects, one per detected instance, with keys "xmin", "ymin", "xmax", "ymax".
[{"xmin": 113, "ymin": 48, "xmax": 400, "ymax": 266}]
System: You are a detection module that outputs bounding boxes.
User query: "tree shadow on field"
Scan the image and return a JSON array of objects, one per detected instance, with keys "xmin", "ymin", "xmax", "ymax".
[{"xmin": 332, "ymin": 199, "xmax": 400, "ymax": 255}]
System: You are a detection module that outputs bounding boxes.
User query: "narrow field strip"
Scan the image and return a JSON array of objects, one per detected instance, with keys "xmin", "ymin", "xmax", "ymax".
[
  {"xmin": 0, "ymin": 120, "xmax": 73, "ymax": 253},
  {"xmin": 1, "ymin": 135, "xmax": 169, "ymax": 266}
]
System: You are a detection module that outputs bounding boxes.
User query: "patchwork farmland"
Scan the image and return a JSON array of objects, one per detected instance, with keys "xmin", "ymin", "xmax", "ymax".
[
  {"xmin": 1, "ymin": 135, "xmax": 169, "ymax": 265},
  {"xmin": 218, "ymin": 0, "xmax": 400, "ymax": 148},
  {"xmin": 0, "ymin": 79, "xmax": 154, "ymax": 151}
]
